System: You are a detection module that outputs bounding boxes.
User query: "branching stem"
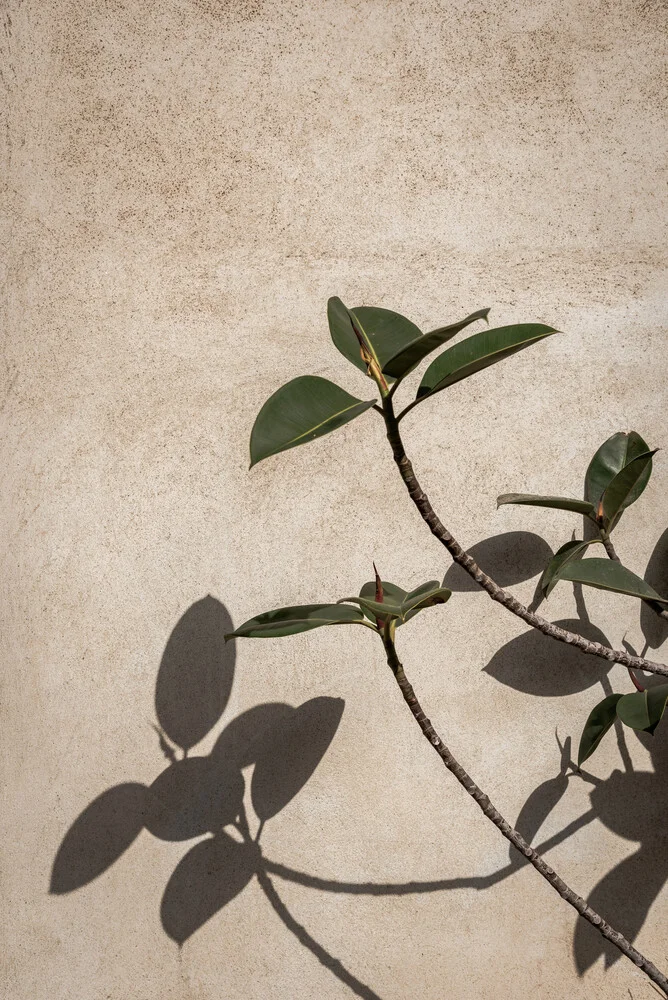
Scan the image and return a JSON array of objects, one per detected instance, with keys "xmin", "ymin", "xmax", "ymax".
[
  {"xmin": 381, "ymin": 399, "xmax": 668, "ymax": 677},
  {"xmin": 380, "ymin": 627, "xmax": 668, "ymax": 994}
]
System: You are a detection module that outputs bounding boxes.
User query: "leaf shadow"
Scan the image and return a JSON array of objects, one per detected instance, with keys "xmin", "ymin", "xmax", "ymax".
[
  {"xmin": 442, "ymin": 531, "xmax": 553, "ymax": 592},
  {"xmin": 483, "ymin": 617, "xmax": 613, "ymax": 696},
  {"xmin": 155, "ymin": 595, "xmax": 235, "ymax": 752}
]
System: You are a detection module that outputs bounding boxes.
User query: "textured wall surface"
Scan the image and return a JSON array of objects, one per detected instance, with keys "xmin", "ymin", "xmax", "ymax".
[{"xmin": 2, "ymin": 0, "xmax": 667, "ymax": 997}]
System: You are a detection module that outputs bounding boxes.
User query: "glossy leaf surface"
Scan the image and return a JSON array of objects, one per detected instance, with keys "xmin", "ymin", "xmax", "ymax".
[
  {"xmin": 381, "ymin": 307, "xmax": 490, "ymax": 380},
  {"xmin": 541, "ymin": 539, "xmax": 600, "ymax": 598},
  {"xmin": 555, "ymin": 558, "xmax": 668, "ymax": 603},
  {"xmin": 585, "ymin": 431, "xmax": 653, "ymax": 510},
  {"xmin": 497, "ymin": 494, "xmax": 595, "ymax": 517},
  {"xmin": 600, "ymin": 450, "xmax": 656, "ymax": 527},
  {"xmin": 328, "ymin": 297, "xmax": 420, "ymax": 379},
  {"xmin": 340, "ymin": 581, "xmax": 451, "ymax": 623},
  {"xmin": 417, "ymin": 323, "xmax": 557, "ymax": 399},
  {"xmin": 578, "ymin": 694, "xmax": 623, "ymax": 764},
  {"xmin": 250, "ymin": 376, "xmax": 376, "ymax": 467},
  {"xmin": 226, "ymin": 603, "xmax": 365, "ymax": 639},
  {"xmin": 616, "ymin": 684, "xmax": 668, "ymax": 734},
  {"xmin": 358, "ymin": 579, "xmax": 407, "ymax": 622}
]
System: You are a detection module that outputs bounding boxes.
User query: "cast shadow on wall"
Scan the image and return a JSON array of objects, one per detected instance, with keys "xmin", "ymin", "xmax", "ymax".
[{"xmin": 50, "ymin": 526, "xmax": 668, "ymax": 996}]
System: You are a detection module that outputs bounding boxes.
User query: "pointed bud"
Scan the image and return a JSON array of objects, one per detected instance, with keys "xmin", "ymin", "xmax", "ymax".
[{"xmin": 373, "ymin": 562, "xmax": 384, "ymax": 604}]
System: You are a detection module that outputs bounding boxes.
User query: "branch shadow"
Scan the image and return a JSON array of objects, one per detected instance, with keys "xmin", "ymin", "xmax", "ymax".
[
  {"xmin": 50, "ymin": 582, "xmax": 668, "ymax": 993},
  {"xmin": 50, "ymin": 596, "xmax": 379, "ymax": 999}
]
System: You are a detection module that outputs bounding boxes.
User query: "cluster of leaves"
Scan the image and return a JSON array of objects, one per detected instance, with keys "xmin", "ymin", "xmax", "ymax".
[
  {"xmin": 499, "ymin": 431, "xmax": 668, "ymax": 762},
  {"xmin": 250, "ymin": 296, "xmax": 556, "ymax": 466},
  {"xmin": 228, "ymin": 576, "xmax": 452, "ymax": 640},
  {"xmin": 246, "ymin": 296, "xmax": 667, "ymax": 773},
  {"xmin": 499, "ymin": 431, "xmax": 658, "ymax": 599}
]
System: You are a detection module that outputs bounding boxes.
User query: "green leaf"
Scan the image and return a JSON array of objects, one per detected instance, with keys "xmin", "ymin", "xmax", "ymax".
[
  {"xmin": 353, "ymin": 306, "xmax": 423, "ymax": 372},
  {"xmin": 359, "ymin": 580, "xmax": 407, "ymax": 622},
  {"xmin": 327, "ymin": 297, "xmax": 420, "ymax": 380},
  {"xmin": 617, "ymin": 685, "xmax": 668, "ymax": 733},
  {"xmin": 327, "ymin": 296, "xmax": 372, "ymax": 377},
  {"xmin": 381, "ymin": 308, "xmax": 490, "ymax": 380},
  {"xmin": 554, "ymin": 558, "xmax": 668, "ymax": 603},
  {"xmin": 340, "ymin": 581, "xmax": 451, "ymax": 624},
  {"xmin": 585, "ymin": 431, "xmax": 653, "ymax": 512},
  {"xmin": 541, "ymin": 539, "xmax": 600, "ymax": 598},
  {"xmin": 225, "ymin": 604, "xmax": 365, "ymax": 639},
  {"xmin": 249, "ymin": 376, "xmax": 376, "ymax": 467},
  {"xmin": 578, "ymin": 693, "xmax": 623, "ymax": 765},
  {"xmin": 600, "ymin": 450, "xmax": 657, "ymax": 527},
  {"xmin": 497, "ymin": 494, "xmax": 595, "ymax": 517},
  {"xmin": 417, "ymin": 324, "xmax": 557, "ymax": 400}
]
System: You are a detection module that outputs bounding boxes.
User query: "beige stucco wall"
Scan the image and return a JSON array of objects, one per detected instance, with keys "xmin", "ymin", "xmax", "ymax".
[{"xmin": 2, "ymin": 0, "xmax": 667, "ymax": 997}]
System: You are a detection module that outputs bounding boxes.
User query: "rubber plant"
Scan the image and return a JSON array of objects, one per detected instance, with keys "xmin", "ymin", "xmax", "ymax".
[{"xmin": 228, "ymin": 297, "xmax": 668, "ymax": 994}]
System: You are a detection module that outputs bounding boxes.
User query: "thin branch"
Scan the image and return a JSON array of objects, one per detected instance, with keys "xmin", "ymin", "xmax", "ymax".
[
  {"xmin": 256, "ymin": 865, "xmax": 383, "ymax": 1000},
  {"xmin": 380, "ymin": 630, "xmax": 668, "ymax": 995},
  {"xmin": 380, "ymin": 400, "xmax": 668, "ymax": 678}
]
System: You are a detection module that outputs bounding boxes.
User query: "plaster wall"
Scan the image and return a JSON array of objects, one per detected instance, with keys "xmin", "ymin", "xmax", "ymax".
[{"xmin": 2, "ymin": 0, "xmax": 667, "ymax": 997}]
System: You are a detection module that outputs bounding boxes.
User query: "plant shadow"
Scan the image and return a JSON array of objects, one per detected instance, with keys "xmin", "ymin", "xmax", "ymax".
[{"xmin": 50, "ymin": 578, "xmax": 668, "ymax": 992}]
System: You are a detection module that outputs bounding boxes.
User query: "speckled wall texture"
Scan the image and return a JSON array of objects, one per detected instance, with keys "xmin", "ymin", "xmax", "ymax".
[{"xmin": 2, "ymin": 0, "xmax": 667, "ymax": 997}]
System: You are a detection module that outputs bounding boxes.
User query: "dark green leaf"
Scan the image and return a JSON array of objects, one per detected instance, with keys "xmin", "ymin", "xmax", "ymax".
[
  {"xmin": 497, "ymin": 494, "xmax": 595, "ymax": 517},
  {"xmin": 541, "ymin": 539, "xmax": 600, "ymax": 598},
  {"xmin": 226, "ymin": 604, "xmax": 365, "ymax": 639},
  {"xmin": 585, "ymin": 431, "xmax": 653, "ymax": 511},
  {"xmin": 359, "ymin": 580, "xmax": 407, "ymax": 622},
  {"xmin": 353, "ymin": 306, "xmax": 422, "ymax": 372},
  {"xmin": 340, "ymin": 581, "xmax": 451, "ymax": 624},
  {"xmin": 328, "ymin": 296, "xmax": 372, "ymax": 377},
  {"xmin": 381, "ymin": 308, "xmax": 490, "ymax": 380},
  {"xmin": 617, "ymin": 691, "xmax": 650, "ymax": 731},
  {"xmin": 417, "ymin": 324, "xmax": 557, "ymax": 400},
  {"xmin": 554, "ymin": 558, "xmax": 668, "ymax": 603},
  {"xmin": 600, "ymin": 450, "xmax": 657, "ymax": 527},
  {"xmin": 250, "ymin": 376, "xmax": 376, "ymax": 467},
  {"xmin": 618, "ymin": 684, "xmax": 668, "ymax": 734},
  {"xmin": 327, "ymin": 297, "xmax": 420, "ymax": 380},
  {"xmin": 578, "ymin": 694, "xmax": 623, "ymax": 765}
]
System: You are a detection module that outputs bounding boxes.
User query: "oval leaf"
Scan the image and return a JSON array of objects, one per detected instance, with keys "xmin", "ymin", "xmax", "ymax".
[
  {"xmin": 578, "ymin": 694, "xmax": 623, "ymax": 765},
  {"xmin": 417, "ymin": 323, "xmax": 557, "ymax": 399},
  {"xmin": 251, "ymin": 697, "xmax": 345, "ymax": 821},
  {"xmin": 327, "ymin": 296, "xmax": 372, "ymax": 376},
  {"xmin": 352, "ymin": 306, "xmax": 422, "ymax": 371},
  {"xmin": 497, "ymin": 494, "xmax": 595, "ymax": 517},
  {"xmin": 50, "ymin": 784, "xmax": 147, "ymax": 894},
  {"xmin": 585, "ymin": 431, "xmax": 652, "ymax": 509},
  {"xmin": 554, "ymin": 558, "xmax": 668, "ymax": 603},
  {"xmin": 161, "ymin": 833, "xmax": 256, "ymax": 944},
  {"xmin": 617, "ymin": 684, "xmax": 668, "ymax": 734},
  {"xmin": 249, "ymin": 376, "xmax": 376, "ymax": 467},
  {"xmin": 358, "ymin": 579, "xmax": 407, "ymax": 622},
  {"xmin": 226, "ymin": 603, "xmax": 365, "ymax": 639},
  {"xmin": 381, "ymin": 308, "xmax": 490, "ymax": 380},
  {"xmin": 340, "ymin": 580, "xmax": 450, "ymax": 624},
  {"xmin": 541, "ymin": 539, "xmax": 600, "ymax": 598},
  {"xmin": 600, "ymin": 450, "xmax": 657, "ymax": 527}
]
